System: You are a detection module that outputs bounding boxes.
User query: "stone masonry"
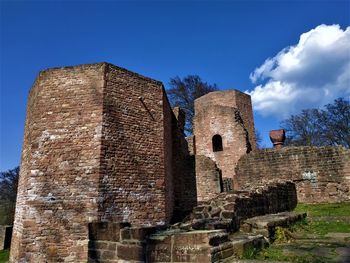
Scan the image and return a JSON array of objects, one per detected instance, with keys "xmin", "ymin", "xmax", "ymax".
[
  {"xmin": 86, "ymin": 181, "xmax": 297, "ymax": 263},
  {"xmin": 10, "ymin": 63, "xmax": 188, "ymax": 262},
  {"xmin": 10, "ymin": 62, "xmax": 350, "ymax": 262},
  {"xmin": 195, "ymin": 155, "xmax": 222, "ymax": 202},
  {"xmin": 235, "ymin": 146, "xmax": 350, "ymax": 203},
  {"xmin": 193, "ymin": 90, "xmax": 256, "ymax": 196}
]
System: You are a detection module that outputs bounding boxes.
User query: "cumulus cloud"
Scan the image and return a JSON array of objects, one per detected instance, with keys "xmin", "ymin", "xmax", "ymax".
[{"xmin": 246, "ymin": 24, "xmax": 350, "ymax": 118}]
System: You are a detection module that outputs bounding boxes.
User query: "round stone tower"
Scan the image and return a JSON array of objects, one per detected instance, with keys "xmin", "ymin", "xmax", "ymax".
[{"xmin": 193, "ymin": 90, "xmax": 256, "ymax": 192}]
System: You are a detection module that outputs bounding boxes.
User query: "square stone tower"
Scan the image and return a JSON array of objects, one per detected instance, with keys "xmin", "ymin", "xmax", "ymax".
[
  {"xmin": 193, "ymin": 90, "xmax": 256, "ymax": 192},
  {"xmin": 10, "ymin": 63, "xmax": 173, "ymax": 262}
]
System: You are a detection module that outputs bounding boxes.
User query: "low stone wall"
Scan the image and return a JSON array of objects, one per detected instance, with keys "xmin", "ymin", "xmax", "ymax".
[
  {"xmin": 185, "ymin": 181, "xmax": 297, "ymax": 231},
  {"xmin": 87, "ymin": 181, "xmax": 297, "ymax": 262},
  {"xmin": 88, "ymin": 225, "xmax": 259, "ymax": 263},
  {"xmin": 88, "ymin": 222, "xmax": 164, "ymax": 262},
  {"xmin": 235, "ymin": 146, "xmax": 350, "ymax": 203}
]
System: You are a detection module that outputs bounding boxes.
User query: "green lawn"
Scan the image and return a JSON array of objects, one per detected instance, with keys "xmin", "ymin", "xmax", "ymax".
[
  {"xmin": 241, "ymin": 202, "xmax": 350, "ymax": 262},
  {"xmin": 0, "ymin": 249, "xmax": 9, "ymax": 263},
  {"xmin": 254, "ymin": 245, "xmax": 332, "ymax": 263},
  {"xmin": 302, "ymin": 220, "xmax": 350, "ymax": 237},
  {"xmin": 294, "ymin": 202, "xmax": 350, "ymax": 217}
]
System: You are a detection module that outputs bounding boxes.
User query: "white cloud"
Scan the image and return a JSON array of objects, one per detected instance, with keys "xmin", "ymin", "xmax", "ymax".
[{"xmin": 247, "ymin": 24, "xmax": 350, "ymax": 118}]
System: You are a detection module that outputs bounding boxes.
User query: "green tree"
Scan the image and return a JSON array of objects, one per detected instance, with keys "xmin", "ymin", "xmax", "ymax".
[
  {"xmin": 281, "ymin": 98, "xmax": 350, "ymax": 148},
  {"xmin": 167, "ymin": 75, "xmax": 218, "ymax": 133},
  {"xmin": 0, "ymin": 166, "xmax": 19, "ymax": 225}
]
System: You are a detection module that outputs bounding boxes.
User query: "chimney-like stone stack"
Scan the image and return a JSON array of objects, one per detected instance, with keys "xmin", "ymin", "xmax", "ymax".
[{"xmin": 269, "ymin": 129, "xmax": 286, "ymax": 149}]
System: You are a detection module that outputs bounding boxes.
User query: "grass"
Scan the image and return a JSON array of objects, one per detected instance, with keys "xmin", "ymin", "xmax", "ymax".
[
  {"xmin": 255, "ymin": 246, "xmax": 332, "ymax": 263},
  {"xmin": 241, "ymin": 246, "xmax": 259, "ymax": 259},
  {"xmin": 292, "ymin": 202, "xmax": 350, "ymax": 237},
  {"xmin": 0, "ymin": 249, "xmax": 9, "ymax": 263},
  {"xmin": 294, "ymin": 202, "xmax": 350, "ymax": 217},
  {"xmin": 240, "ymin": 202, "xmax": 350, "ymax": 262},
  {"xmin": 303, "ymin": 220, "xmax": 350, "ymax": 237}
]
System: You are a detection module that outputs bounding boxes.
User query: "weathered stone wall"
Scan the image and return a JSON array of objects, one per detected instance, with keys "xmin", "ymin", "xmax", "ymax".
[
  {"xmin": 88, "ymin": 223, "xmax": 231, "ymax": 263},
  {"xmin": 88, "ymin": 222, "xmax": 161, "ymax": 262},
  {"xmin": 235, "ymin": 146, "xmax": 350, "ymax": 203},
  {"xmin": 99, "ymin": 64, "xmax": 173, "ymax": 225},
  {"xmin": 187, "ymin": 181, "xmax": 297, "ymax": 230},
  {"xmin": 11, "ymin": 63, "xmax": 175, "ymax": 262},
  {"xmin": 146, "ymin": 229, "xmax": 232, "ymax": 263},
  {"xmin": 11, "ymin": 64, "xmax": 105, "ymax": 262},
  {"xmin": 87, "ymin": 181, "xmax": 297, "ymax": 263},
  {"xmin": 194, "ymin": 90, "xmax": 256, "ymax": 150},
  {"xmin": 195, "ymin": 155, "xmax": 222, "ymax": 202},
  {"xmin": 232, "ymin": 91, "xmax": 256, "ymax": 148},
  {"xmin": 194, "ymin": 106, "xmax": 250, "ymax": 176},
  {"xmin": 171, "ymin": 108, "xmax": 197, "ymax": 221},
  {"xmin": 185, "ymin": 135, "xmax": 195, "ymax": 155},
  {"xmin": 193, "ymin": 91, "xmax": 255, "ymax": 192}
]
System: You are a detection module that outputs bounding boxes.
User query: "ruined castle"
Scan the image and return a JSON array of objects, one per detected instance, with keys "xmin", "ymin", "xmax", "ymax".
[{"xmin": 9, "ymin": 63, "xmax": 350, "ymax": 262}]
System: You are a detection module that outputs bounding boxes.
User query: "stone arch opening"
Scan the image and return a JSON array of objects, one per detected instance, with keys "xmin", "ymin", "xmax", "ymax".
[{"xmin": 212, "ymin": 134, "xmax": 223, "ymax": 152}]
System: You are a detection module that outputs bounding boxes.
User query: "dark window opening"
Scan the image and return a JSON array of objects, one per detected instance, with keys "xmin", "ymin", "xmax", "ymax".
[{"xmin": 212, "ymin": 134, "xmax": 223, "ymax": 152}]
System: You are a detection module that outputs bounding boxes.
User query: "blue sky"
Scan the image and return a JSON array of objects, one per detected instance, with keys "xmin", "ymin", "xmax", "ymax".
[{"xmin": 1, "ymin": 1, "xmax": 349, "ymax": 171}]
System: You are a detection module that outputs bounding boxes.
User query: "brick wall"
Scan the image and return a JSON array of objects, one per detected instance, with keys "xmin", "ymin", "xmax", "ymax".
[
  {"xmin": 11, "ymin": 63, "xmax": 176, "ymax": 262},
  {"xmin": 11, "ymin": 64, "xmax": 105, "ymax": 262},
  {"xmin": 171, "ymin": 108, "xmax": 197, "ymax": 221},
  {"xmin": 231, "ymin": 91, "xmax": 256, "ymax": 148},
  {"xmin": 88, "ymin": 222, "xmax": 162, "ymax": 262},
  {"xmin": 87, "ymin": 181, "xmax": 297, "ymax": 263},
  {"xmin": 187, "ymin": 181, "xmax": 297, "ymax": 231},
  {"xmin": 235, "ymin": 146, "xmax": 350, "ymax": 203},
  {"xmin": 195, "ymin": 155, "xmax": 222, "ymax": 202},
  {"xmin": 99, "ymin": 64, "xmax": 172, "ymax": 225}
]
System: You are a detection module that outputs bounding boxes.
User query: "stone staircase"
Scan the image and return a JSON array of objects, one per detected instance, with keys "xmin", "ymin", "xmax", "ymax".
[
  {"xmin": 146, "ymin": 229, "xmax": 267, "ymax": 263},
  {"xmin": 88, "ymin": 181, "xmax": 305, "ymax": 262},
  {"xmin": 146, "ymin": 211, "xmax": 305, "ymax": 262}
]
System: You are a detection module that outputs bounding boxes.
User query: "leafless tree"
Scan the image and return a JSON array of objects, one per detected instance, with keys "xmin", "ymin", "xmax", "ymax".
[{"xmin": 167, "ymin": 75, "xmax": 218, "ymax": 134}]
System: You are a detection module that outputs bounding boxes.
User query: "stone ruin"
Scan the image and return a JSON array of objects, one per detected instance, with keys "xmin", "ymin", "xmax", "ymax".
[{"xmin": 8, "ymin": 62, "xmax": 350, "ymax": 262}]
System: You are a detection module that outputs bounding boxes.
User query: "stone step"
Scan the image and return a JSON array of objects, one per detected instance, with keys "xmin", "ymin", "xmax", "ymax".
[
  {"xmin": 145, "ymin": 229, "xmax": 269, "ymax": 262},
  {"xmin": 171, "ymin": 218, "xmax": 234, "ymax": 231},
  {"xmin": 227, "ymin": 232, "xmax": 268, "ymax": 259},
  {"xmin": 212, "ymin": 233, "xmax": 268, "ymax": 262},
  {"xmin": 206, "ymin": 219, "xmax": 234, "ymax": 231},
  {"xmin": 207, "ymin": 230, "xmax": 230, "ymax": 246},
  {"xmin": 147, "ymin": 229, "xmax": 231, "ymax": 263},
  {"xmin": 240, "ymin": 211, "xmax": 306, "ymax": 240},
  {"xmin": 211, "ymin": 240, "xmax": 236, "ymax": 262}
]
